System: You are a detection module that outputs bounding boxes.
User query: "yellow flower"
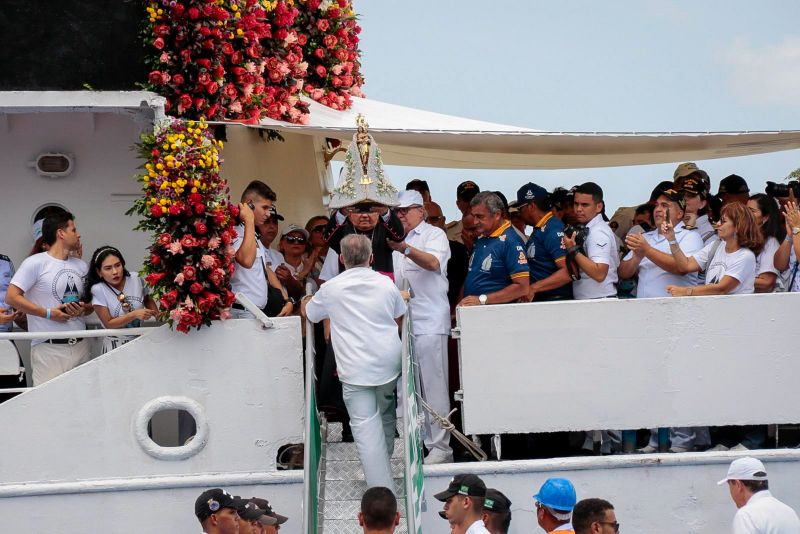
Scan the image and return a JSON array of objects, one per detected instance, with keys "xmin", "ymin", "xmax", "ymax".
[
  {"xmin": 237, "ymin": 28, "xmax": 244, "ymax": 36},
  {"xmin": 191, "ymin": 187, "xmax": 198, "ymax": 193},
  {"xmin": 161, "ymin": 206, "xmax": 168, "ymax": 214},
  {"xmin": 159, "ymin": 198, "xmax": 167, "ymax": 205},
  {"xmin": 156, "ymin": 163, "xmax": 164, "ymax": 170}
]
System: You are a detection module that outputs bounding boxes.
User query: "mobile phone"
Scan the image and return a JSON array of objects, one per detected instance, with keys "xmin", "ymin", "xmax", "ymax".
[
  {"xmin": 247, "ymin": 200, "xmax": 255, "ymax": 210},
  {"xmin": 665, "ymin": 207, "xmax": 672, "ymax": 225}
]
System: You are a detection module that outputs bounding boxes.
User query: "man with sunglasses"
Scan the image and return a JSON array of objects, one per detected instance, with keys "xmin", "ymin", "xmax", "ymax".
[
  {"xmin": 572, "ymin": 498, "xmax": 619, "ymax": 534},
  {"xmin": 388, "ymin": 190, "xmax": 453, "ymax": 464}
]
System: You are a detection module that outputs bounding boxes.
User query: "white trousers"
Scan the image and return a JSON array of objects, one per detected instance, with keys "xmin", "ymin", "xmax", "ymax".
[
  {"xmin": 31, "ymin": 340, "xmax": 90, "ymax": 386},
  {"xmin": 342, "ymin": 380, "xmax": 397, "ymax": 491},
  {"xmin": 414, "ymin": 333, "xmax": 452, "ymax": 454}
]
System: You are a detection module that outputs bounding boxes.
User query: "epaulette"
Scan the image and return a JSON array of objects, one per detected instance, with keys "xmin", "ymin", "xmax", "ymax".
[{"xmin": 446, "ymin": 220, "xmax": 459, "ymax": 229}]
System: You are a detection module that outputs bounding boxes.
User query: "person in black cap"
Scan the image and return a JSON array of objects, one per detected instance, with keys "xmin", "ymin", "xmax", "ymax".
[
  {"xmin": 679, "ymin": 176, "xmax": 717, "ymax": 243},
  {"xmin": 435, "ymin": 474, "xmax": 491, "ymax": 534},
  {"xmin": 718, "ymin": 174, "xmax": 750, "ymax": 207},
  {"xmin": 194, "ymin": 488, "xmax": 243, "ymax": 534},
  {"xmin": 482, "ymin": 488, "xmax": 512, "ymax": 534},
  {"xmin": 249, "ymin": 498, "xmax": 286, "ymax": 533},
  {"xmin": 447, "ymin": 181, "xmax": 481, "ymax": 243},
  {"xmin": 406, "ymin": 179, "xmax": 432, "ymax": 203},
  {"xmin": 235, "ymin": 499, "xmax": 269, "ymax": 534},
  {"xmin": 515, "ymin": 182, "xmax": 573, "ymax": 302}
]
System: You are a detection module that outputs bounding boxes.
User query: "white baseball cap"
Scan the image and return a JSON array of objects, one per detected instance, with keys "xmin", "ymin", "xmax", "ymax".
[
  {"xmin": 717, "ymin": 457, "xmax": 768, "ymax": 485},
  {"xmin": 397, "ymin": 190, "xmax": 424, "ymax": 209}
]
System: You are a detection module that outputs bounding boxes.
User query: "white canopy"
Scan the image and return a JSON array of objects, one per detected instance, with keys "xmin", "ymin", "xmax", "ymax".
[{"xmin": 258, "ymin": 96, "xmax": 800, "ymax": 170}]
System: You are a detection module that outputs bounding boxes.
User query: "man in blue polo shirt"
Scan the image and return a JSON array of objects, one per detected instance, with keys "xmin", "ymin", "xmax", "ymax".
[
  {"xmin": 515, "ymin": 183, "xmax": 573, "ymax": 302},
  {"xmin": 459, "ymin": 192, "xmax": 529, "ymax": 306}
]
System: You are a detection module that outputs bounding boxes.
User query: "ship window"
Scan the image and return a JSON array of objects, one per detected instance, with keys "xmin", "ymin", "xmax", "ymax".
[{"xmin": 148, "ymin": 409, "xmax": 197, "ymax": 447}]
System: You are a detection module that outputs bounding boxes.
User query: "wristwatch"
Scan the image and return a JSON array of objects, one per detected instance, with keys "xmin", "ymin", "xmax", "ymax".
[
  {"xmin": 793, "ymin": 227, "xmax": 800, "ymax": 236},
  {"xmin": 403, "ymin": 245, "xmax": 412, "ymax": 256},
  {"xmin": 478, "ymin": 294, "xmax": 488, "ymax": 305}
]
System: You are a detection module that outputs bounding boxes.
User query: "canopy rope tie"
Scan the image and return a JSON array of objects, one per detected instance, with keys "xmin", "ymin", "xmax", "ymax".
[{"xmin": 414, "ymin": 394, "xmax": 488, "ymax": 462}]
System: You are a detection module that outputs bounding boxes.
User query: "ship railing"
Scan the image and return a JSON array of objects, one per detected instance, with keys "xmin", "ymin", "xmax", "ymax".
[
  {"xmin": 453, "ymin": 291, "xmax": 800, "ymax": 458},
  {"xmin": 302, "ymin": 282, "xmax": 323, "ymax": 534}
]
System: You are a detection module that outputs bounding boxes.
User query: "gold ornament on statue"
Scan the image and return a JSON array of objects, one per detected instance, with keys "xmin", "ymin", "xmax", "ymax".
[{"xmin": 356, "ymin": 115, "xmax": 373, "ymax": 185}]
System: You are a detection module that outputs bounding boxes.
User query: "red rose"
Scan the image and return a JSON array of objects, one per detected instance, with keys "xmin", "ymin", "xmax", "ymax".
[
  {"xmin": 181, "ymin": 235, "xmax": 196, "ymax": 248},
  {"xmin": 206, "ymin": 81, "xmax": 219, "ymax": 94},
  {"xmin": 157, "ymin": 232, "xmax": 172, "ymax": 246},
  {"xmin": 188, "ymin": 7, "xmax": 200, "ymax": 19},
  {"xmin": 194, "ymin": 203, "xmax": 206, "ymax": 215},
  {"xmin": 317, "ymin": 19, "xmax": 330, "ymax": 32},
  {"xmin": 150, "ymin": 254, "xmax": 162, "ymax": 266},
  {"xmin": 179, "ymin": 93, "xmax": 193, "ymax": 109},
  {"xmin": 197, "ymin": 71, "xmax": 211, "ymax": 85},
  {"xmin": 153, "ymin": 37, "xmax": 165, "ymax": 50},
  {"xmin": 202, "ymin": 39, "xmax": 215, "ymax": 50},
  {"xmin": 193, "ymin": 97, "xmax": 206, "ymax": 110},
  {"xmin": 183, "ymin": 265, "xmax": 197, "ymax": 281},
  {"xmin": 172, "ymin": 73, "xmax": 185, "ymax": 85},
  {"xmin": 223, "ymin": 83, "xmax": 237, "ymax": 98},
  {"xmin": 150, "ymin": 204, "xmax": 163, "ymax": 217},
  {"xmin": 315, "ymin": 65, "xmax": 327, "ymax": 78},
  {"xmin": 323, "ymin": 34, "xmax": 338, "ymax": 49},
  {"xmin": 148, "ymin": 70, "xmax": 166, "ymax": 85},
  {"xmin": 146, "ymin": 272, "xmax": 167, "ymax": 285},
  {"xmin": 197, "ymin": 58, "xmax": 211, "ymax": 69},
  {"xmin": 222, "ymin": 42, "xmax": 234, "ymax": 55},
  {"xmin": 308, "ymin": 0, "xmax": 321, "ymax": 9},
  {"xmin": 314, "ymin": 47, "xmax": 325, "ymax": 59},
  {"xmin": 172, "ymin": 3, "xmax": 184, "ymax": 16},
  {"xmin": 231, "ymin": 51, "xmax": 243, "ymax": 65},
  {"xmin": 297, "ymin": 33, "xmax": 308, "ymax": 45},
  {"xmin": 168, "ymin": 204, "xmax": 182, "ymax": 216},
  {"xmin": 194, "ymin": 222, "xmax": 208, "ymax": 235},
  {"xmin": 189, "ymin": 282, "xmax": 203, "ymax": 295}
]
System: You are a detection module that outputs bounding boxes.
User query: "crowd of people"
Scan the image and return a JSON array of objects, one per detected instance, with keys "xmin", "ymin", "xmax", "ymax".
[{"xmin": 195, "ymin": 456, "xmax": 799, "ymax": 534}]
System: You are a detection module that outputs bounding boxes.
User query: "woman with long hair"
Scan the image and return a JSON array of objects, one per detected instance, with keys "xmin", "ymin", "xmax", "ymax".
[
  {"xmin": 84, "ymin": 246, "xmax": 158, "ymax": 353},
  {"xmin": 665, "ymin": 202, "xmax": 762, "ymax": 296},
  {"xmin": 747, "ymin": 194, "xmax": 785, "ymax": 293}
]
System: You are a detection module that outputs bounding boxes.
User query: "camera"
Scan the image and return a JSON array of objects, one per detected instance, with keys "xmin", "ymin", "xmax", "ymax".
[
  {"xmin": 563, "ymin": 224, "xmax": 589, "ymax": 250},
  {"xmin": 766, "ymin": 181, "xmax": 800, "ymax": 198}
]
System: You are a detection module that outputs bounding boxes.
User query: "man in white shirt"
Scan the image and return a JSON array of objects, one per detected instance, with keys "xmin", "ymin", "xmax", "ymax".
[
  {"xmin": 718, "ymin": 457, "xmax": 800, "ymax": 534},
  {"xmin": 563, "ymin": 182, "xmax": 619, "ymax": 300},
  {"xmin": 388, "ymin": 190, "xmax": 453, "ymax": 464},
  {"xmin": 231, "ymin": 180, "xmax": 275, "ymax": 318},
  {"xmin": 436, "ymin": 474, "xmax": 491, "ymax": 534},
  {"xmin": 7, "ymin": 211, "xmax": 91, "ymax": 385},
  {"xmin": 620, "ymin": 189, "xmax": 704, "ymax": 298},
  {"xmin": 302, "ymin": 234, "xmax": 406, "ymax": 490}
]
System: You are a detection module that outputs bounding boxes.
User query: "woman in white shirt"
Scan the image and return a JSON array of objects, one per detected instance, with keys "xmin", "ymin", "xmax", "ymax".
[
  {"xmin": 84, "ymin": 246, "xmax": 158, "ymax": 353},
  {"xmin": 747, "ymin": 194, "xmax": 784, "ymax": 293},
  {"xmin": 665, "ymin": 203, "xmax": 762, "ymax": 296}
]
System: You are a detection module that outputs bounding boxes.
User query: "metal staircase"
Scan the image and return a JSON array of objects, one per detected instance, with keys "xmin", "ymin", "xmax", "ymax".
[{"xmin": 318, "ymin": 421, "xmax": 408, "ymax": 534}]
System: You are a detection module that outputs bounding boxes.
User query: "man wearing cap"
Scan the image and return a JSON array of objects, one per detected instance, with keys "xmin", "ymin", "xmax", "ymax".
[
  {"xmin": 718, "ymin": 457, "xmax": 800, "ymax": 533},
  {"xmin": 515, "ymin": 182, "xmax": 573, "ymax": 302},
  {"xmin": 447, "ymin": 181, "xmax": 481, "ymax": 244},
  {"xmin": 620, "ymin": 189, "xmax": 704, "ymax": 298},
  {"xmin": 674, "ymin": 162, "xmax": 711, "ymax": 191},
  {"xmin": 459, "ymin": 192, "xmax": 529, "ymax": 306},
  {"xmin": 572, "ymin": 498, "xmax": 618, "ymax": 534},
  {"xmin": 562, "ymin": 182, "xmax": 619, "ymax": 301},
  {"xmin": 679, "ymin": 176, "xmax": 717, "ymax": 243},
  {"xmin": 435, "ymin": 474, "xmax": 491, "ymax": 534},
  {"xmin": 482, "ymin": 488, "xmax": 512, "ymax": 534},
  {"xmin": 534, "ymin": 478, "xmax": 577, "ymax": 534},
  {"xmin": 194, "ymin": 488, "xmax": 243, "ymax": 534},
  {"xmin": 406, "ymin": 179, "xmax": 432, "ymax": 203},
  {"xmin": 388, "ymin": 190, "xmax": 454, "ymax": 464},
  {"xmin": 718, "ymin": 174, "xmax": 751, "ymax": 207},
  {"xmin": 303, "ymin": 234, "xmax": 406, "ymax": 490},
  {"xmin": 231, "ymin": 180, "xmax": 275, "ymax": 318},
  {"xmin": 235, "ymin": 499, "xmax": 270, "ymax": 534},
  {"xmin": 249, "ymin": 498, "xmax": 285, "ymax": 533},
  {"xmin": 274, "ymin": 223, "xmax": 313, "ymax": 301}
]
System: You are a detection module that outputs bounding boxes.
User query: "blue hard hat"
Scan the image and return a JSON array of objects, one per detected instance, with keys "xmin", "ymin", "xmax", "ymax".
[{"xmin": 533, "ymin": 478, "xmax": 577, "ymax": 512}]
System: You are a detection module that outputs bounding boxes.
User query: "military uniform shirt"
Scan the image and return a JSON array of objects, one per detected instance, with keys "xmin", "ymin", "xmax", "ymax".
[
  {"xmin": 464, "ymin": 221, "xmax": 528, "ymax": 297},
  {"xmin": 525, "ymin": 212, "xmax": 572, "ymax": 300}
]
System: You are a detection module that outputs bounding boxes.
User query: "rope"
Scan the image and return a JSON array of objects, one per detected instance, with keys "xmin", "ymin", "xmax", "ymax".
[{"xmin": 414, "ymin": 394, "xmax": 488, "ymax": 462}]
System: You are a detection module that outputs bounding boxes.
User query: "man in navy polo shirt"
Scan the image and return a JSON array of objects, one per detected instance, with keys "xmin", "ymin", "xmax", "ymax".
[
  {"xmin": 515, "ymin": 183, "xmax": 573, "ymax": 302},
  {"xmin": 459, "ymin": 192, "xmax": 529, "ymax": 306}
]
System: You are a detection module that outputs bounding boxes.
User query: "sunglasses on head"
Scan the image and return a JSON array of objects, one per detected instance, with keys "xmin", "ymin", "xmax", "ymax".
[{"xmin": 284, "ymin": 235, "xmax": 307, "ymax": 244}]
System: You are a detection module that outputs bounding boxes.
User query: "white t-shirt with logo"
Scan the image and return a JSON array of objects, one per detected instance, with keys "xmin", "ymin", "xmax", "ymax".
[
  {"xmin": 231, "ymin": 224, "xmax": 268, "ymax": 309},
  {"xmin": 10, "ymin": 252, "xmax": 89, "ymax": 345},
  {"xmin": 573, "ymin": 214, "xmax": 619, "ymax": 300},
  {"xmin": 691, "ymin": 241, "xmax": 756, "ymax": 294},
  {"xmin": 90, "ymin": 274, "xmax": 148, "ymax": 325},
  {"xmin": 755, "ymin": 236, "xmax": 781, "ymax": 292}
]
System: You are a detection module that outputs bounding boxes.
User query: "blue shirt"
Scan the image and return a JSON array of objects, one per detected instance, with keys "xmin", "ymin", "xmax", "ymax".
[
  {"xmin": 0, "ymin": 254, "xmax": 15, "ymax": 332},
  {"xmin": 464, "ymin": 221, "xmax": 528, "ymax": 297},
  {"xmin": 525, "ymin": 213, "xmax": 572, "ymax": 300}
]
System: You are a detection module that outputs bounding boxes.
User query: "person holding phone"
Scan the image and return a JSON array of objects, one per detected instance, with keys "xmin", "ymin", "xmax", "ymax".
[{"xmin": 6, "ymin": 211, "xmax": 93, "ymax": 385}]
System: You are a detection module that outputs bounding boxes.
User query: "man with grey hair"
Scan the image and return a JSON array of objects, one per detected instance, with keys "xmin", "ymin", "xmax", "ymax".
[
  {"xmin": 302, "ymin": 234, "xmax": 407, "ymax": 490},
  {"xmin": 459, "ymin": 191, "xmax": 529, "ymax": 306}
]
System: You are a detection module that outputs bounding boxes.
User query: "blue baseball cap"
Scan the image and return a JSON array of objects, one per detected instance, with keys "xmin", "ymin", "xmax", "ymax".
[{"xmin": 516, "ymin": 182, "xmax": 549, "ymax": 206}]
